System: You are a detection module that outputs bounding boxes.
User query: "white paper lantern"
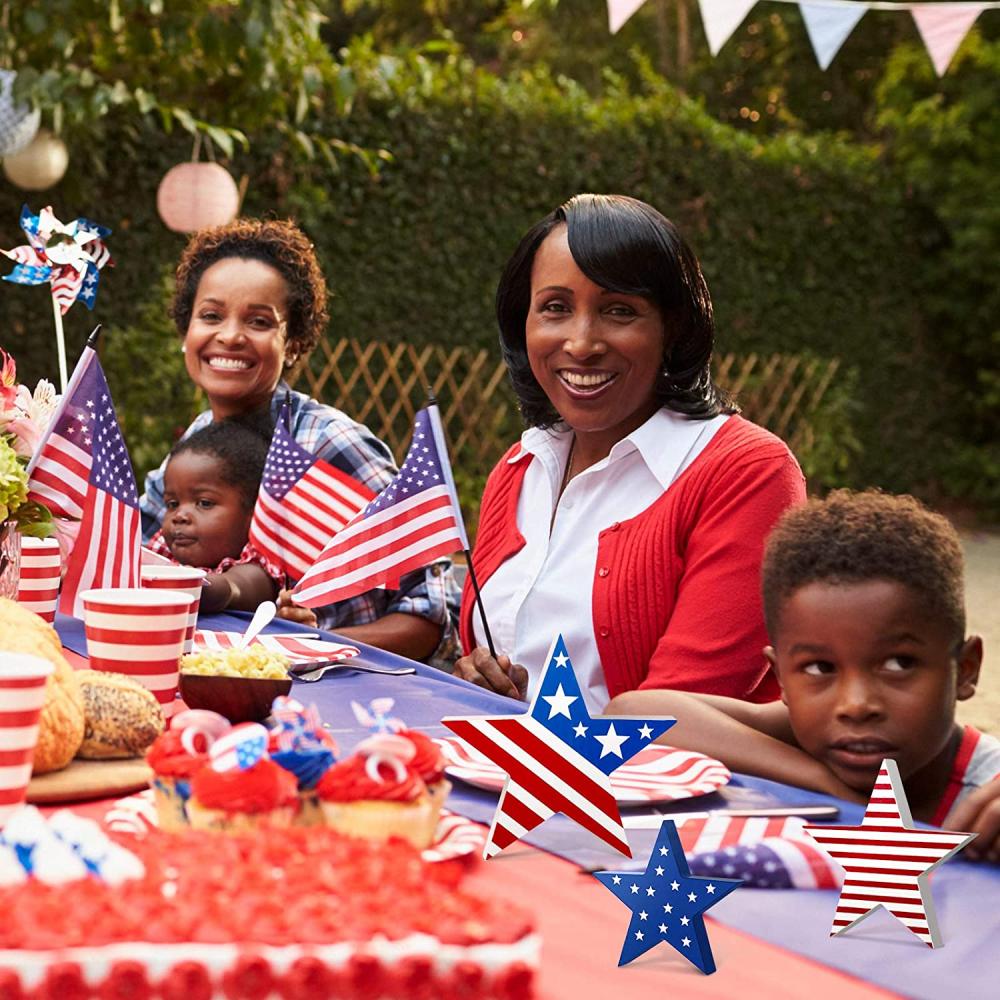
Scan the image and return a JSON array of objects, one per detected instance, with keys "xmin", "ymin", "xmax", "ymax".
[
  {"xmin": 2, "ymin": 129, "xmax": 69, "ymax": 191},
  {"xmin": 156, "ymin": 162, "xmax": 240, "ymax": 233},
  {"xmin": 0, "ymin": 70, "xmax": 41, "ymax": 157}
]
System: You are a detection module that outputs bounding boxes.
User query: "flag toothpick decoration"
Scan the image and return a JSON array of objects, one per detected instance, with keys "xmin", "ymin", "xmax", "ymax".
[
  {"xmin": 293, "ymin": 404, "xmax": 468, "ymax": 608},
  {"xmin": 27, "ymin": 346, "xmax": 141, "ymax": 617},
  {"xmin": 803, "ymin": 758, "xmax": 975, "ymax": 947},
  {"xmin": 443, "ymin": 635, "xmax": 675, "ymax": 858},
  {"xmin": 594, "ymin": 819, "xmax": 742, "ymax": 973},
  {"xmin": 248, "ymin": 403, "xmax": 375, "ymax": 582},
  {"xmin": 2, "ymin": 205, "xmax": 113, "ymax": 391}
]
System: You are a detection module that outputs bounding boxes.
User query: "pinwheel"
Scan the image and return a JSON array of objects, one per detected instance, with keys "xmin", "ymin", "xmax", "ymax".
[{"xmin": 2, "ymin": 205, "xmax": 113, "ymax": 391}]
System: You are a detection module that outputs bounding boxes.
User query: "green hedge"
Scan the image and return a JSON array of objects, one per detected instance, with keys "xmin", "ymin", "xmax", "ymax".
[{"xmin": 1, "ymin": 48, "xmax": 940, "ymax": 501}]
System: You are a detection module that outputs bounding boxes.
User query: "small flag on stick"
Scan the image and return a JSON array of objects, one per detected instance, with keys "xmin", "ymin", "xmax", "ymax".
[
  {"xmin": 293, "ymin": 404, "xmax": 468, "ymax": 608},
  {"xmin": 248, "ymin": 405, "xmax": 375, "ymax": 582}
]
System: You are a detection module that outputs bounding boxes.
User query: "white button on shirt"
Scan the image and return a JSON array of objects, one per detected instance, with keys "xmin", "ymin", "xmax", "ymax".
[{"xmin": 473, "ymin": 409, "xmax": 729, "ymax": 713}]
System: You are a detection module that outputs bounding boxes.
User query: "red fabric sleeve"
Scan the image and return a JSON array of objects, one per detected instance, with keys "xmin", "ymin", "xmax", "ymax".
[{"xmin": 637, "ymin": 451, "xmax": 806, "ymax": 701}]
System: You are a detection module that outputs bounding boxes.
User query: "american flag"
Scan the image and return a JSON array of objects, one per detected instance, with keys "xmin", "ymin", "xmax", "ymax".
[
  {"xmin": 443, "ymin": 635, "xmax": 675, "ymax": 858},
  {"xmin": 682, "ymin": 815, "xmax": 842, "ymax": 889},
  {"xmin": 293, "ymin": 405, "xmax": 468, "ymax": 608},
  {"xmin": 594, "ymin": 819, "xmax": 741, "ymax": 973},
  {"xmin": 209, "ymin": 723, "xmax": 269, "ymax": 772},
  {"xmin": 30, "ymin": 353, "xmax": 142, "ymax": 616},
  {"xmin": 248, "ymin": 407, "xmax": 374, "ymax": 581},
  {"xmin": 804, "ymin": 758, "xmax": 974, "ymax": 947}
]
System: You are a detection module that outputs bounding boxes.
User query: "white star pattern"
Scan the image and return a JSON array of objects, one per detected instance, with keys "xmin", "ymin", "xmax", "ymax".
[
  {"xmin": 542, "ymin": 683, "xmax": 577, "ymax": 720},
  {"xmin": 572, "ymin": 722, "xmax": 588, "ymax": 738},
  {"xmin": 594, "ymin": 723, "xmax": 629, "ymax": 758}
]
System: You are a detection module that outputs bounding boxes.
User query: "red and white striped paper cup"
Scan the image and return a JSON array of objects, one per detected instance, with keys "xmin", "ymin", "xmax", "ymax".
[
  {"xmin": 17, "ymin": 536, "xmax": 62, "ymax": 624},
  {"xmin": 0, "ymin": 653, "xmax": 54, "ymax": 829},
  {"xmin": 81, "ymin": 588, "xmax": 194, "ymax": 717},
  {"xmin": 140, "ymin": 565, "xmax": 206, "ymax": 655}
]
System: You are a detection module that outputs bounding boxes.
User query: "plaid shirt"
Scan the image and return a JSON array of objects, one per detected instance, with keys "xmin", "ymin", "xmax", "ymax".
[{"xmin": 140, "ymin": 383, "xmax": 460, "ymax": 667}]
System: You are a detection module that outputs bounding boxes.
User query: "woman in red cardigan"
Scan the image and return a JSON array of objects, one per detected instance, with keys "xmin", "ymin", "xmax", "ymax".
[{"xmin": 455, "ymin": 194, "xmax": 805, "ymax": 710}]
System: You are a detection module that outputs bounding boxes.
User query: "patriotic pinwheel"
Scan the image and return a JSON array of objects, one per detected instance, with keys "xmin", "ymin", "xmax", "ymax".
[{"xmin": 2, "ymin": 205, "xmax": 113, "ymax": 391}]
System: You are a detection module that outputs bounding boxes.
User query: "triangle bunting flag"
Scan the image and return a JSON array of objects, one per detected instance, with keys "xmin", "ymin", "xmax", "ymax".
[{"xmin": 800, "ymin": 3, "xmax": 867, "ymax": 71}]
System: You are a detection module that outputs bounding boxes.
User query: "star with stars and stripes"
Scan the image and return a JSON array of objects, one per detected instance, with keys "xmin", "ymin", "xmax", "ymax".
[
  {"xmin": 594, "ymin": 819, "xmax": 741, "ymax": 973},
  {"xmin": 803, "ymin": 758, "xmax": 975, "ymax": 948},
  {"xmin": 443, "ymin": 635, "xmax": 675, "ymax": 858}
]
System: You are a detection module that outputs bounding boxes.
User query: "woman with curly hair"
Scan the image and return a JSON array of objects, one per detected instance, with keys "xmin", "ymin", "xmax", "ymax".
[
  {"xmin": 454, "ymin": 194, "xmax": 805, "ymax": 706},
  {"xmin": 140, "ymin": 218, "xmax": 457, "ymax": 661}
]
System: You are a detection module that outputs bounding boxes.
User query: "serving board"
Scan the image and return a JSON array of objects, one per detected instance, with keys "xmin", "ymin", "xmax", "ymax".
[{"xmin": 26, "ymin": 757, "xmax": 153, "ymax": 804}]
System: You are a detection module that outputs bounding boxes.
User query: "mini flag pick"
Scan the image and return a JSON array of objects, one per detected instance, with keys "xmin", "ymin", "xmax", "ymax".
[
  {"xmin": 271, "ymin": 696, "xmax": 325, "ymax": 752},
  {"xmin": 443, "ymin": 635, "xmax": 675, "ymax": 858},
  {"xmin": 803, "ymin": 758, "xmax": 975, "ymax": 948},
  {"xmin": 593, "ymin": 819, "xmax": 741, "ymax": 973},
  {"xmin": 2, "ymin": 205, "xmax": 113, "ymax": 391},
  {"xmin": 210, "ymin": 722, "xmax": 269, "ymax": 772},
  {"xmin": 351, "ymin": 698, "xmax": 405, "ymax": 734}
]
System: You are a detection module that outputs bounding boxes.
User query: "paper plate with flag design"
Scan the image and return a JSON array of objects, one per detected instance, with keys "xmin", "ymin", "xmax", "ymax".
[{"xmin": 435, "ymin": 737, "xmax": 731, "ymax": 805}]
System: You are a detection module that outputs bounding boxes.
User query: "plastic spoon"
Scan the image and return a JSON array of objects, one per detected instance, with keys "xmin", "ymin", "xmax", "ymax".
[{"xmin": 237, "ymin": 600, "xmax": 277, "ymax": 649}]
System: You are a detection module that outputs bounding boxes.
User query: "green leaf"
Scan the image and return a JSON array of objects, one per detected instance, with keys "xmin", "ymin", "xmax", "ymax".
[{"xmin": 205, "ymin": 125, "xmax": 234, "ymax": 159}]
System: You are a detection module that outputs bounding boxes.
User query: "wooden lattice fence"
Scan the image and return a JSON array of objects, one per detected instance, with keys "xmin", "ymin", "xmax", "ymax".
[{"xmin": 297, "ymin": 337, "xmax": 841, "ymax": 483}]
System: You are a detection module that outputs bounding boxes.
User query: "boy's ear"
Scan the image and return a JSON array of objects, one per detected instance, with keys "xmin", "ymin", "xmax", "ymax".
[
  {"xmin": 956, "ymin": 636, "xmax": 983, "ymax": 701},
  {"xmin": 763, "ymin": 645, "xmax": 787, "ymax": 705}
]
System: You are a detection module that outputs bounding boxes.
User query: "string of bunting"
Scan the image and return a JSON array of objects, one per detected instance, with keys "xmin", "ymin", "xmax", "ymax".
[{"xmin": 608, "ymin": 0, "xmax": 995, "ymax": 75}]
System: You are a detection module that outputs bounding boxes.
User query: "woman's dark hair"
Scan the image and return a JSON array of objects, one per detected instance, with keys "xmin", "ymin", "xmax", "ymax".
[
  {"xmin": 495, "ymin": 193, "xmax": 735, "ymax": 427},
  {"xmin": 168, "ymin": 413, "xmax": 273, "ymax": 510},
  {"xmin": 170, "ymin": 218, "xmax": 329, "ymax": 378}
]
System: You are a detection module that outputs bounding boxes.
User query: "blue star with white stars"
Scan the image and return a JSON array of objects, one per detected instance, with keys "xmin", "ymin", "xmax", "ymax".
[{"xmin": 594, "ymin": 820, "xmax": 742, "ymax": 974}]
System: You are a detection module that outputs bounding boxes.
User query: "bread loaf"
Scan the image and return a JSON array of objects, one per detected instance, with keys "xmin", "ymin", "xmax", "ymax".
[
  {"xmin": 0, "ymin": 598, "xmax": 85, "ymax": 774},
  {"xmin": 77, "ymin": 670, "xmax": 165, "ymax": 759}
]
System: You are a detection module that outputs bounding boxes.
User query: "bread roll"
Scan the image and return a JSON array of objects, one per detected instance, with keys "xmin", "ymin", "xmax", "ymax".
[
  {"xmin": 0, "ymin": 598, "xmax": 85, "ymax": 774},
  {"xmin": 77, "ymin": 670, "xmax": 165, "ymax": 759}
]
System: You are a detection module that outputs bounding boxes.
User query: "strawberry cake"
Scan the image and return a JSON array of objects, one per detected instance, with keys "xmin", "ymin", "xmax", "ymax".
[{"xmin": 0, "ymin": 825, "xmax": 539, "ymax": 999}]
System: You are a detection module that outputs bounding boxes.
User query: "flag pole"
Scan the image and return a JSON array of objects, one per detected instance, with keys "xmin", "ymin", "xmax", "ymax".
[
  {"xmin": 52, "ymin": 296, "xmax": 69, "ymax": 393},
  {"xmin": 424, "ymin": 386, "xmax": 498, "ymax": 660}
]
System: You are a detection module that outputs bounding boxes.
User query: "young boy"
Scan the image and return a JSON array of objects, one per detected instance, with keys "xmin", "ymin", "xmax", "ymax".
[
  {"xmin": 607, "ymin": 490, "xmax": 1000, "ymax": 861},
  {"xmin": 151, "ymin": 418, "xmax": 280, "ymax": 613}
]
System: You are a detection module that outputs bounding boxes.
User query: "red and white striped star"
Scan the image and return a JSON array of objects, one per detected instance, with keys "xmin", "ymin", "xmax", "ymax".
[{"xmin": 803, "ymin": 759, "xmax": 974, "ymax": 947}]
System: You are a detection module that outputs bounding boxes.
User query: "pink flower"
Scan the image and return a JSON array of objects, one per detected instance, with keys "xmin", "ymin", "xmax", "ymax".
[{"xmin": 0, "ymin": 350, "xmax": 17, "ymax": 411}]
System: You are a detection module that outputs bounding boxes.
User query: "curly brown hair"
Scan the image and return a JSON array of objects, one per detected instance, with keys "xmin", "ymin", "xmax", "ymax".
[
  {"xmin": 170, "ymin": 218, "xmax": 329, "ymax": 374},
  {"xmin": 762, "ymin": 489, "xmax": 966, "ymax": 643}
]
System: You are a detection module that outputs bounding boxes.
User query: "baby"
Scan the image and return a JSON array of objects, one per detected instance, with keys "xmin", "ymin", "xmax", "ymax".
[
  {"xmin": 152, "ymin": 418, "xmax": 280, "ymax": 614},
  {"xmin": 607, "ymin": 490, "xmax": 1000, "ymax": 860}
]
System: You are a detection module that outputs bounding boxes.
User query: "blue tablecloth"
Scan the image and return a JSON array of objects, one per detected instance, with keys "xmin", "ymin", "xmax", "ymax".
[{"xmin": 58, "ymin": 611, "xmax": 1000, "ymax": 999}]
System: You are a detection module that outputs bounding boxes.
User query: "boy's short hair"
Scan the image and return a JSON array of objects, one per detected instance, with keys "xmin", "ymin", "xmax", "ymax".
[
  {"xmin": 762, "ymin": 489, "xmax": 965, "ymax": 642},
  {"xmin": 169, "ymin": 413, "xmax": 273, "ymax": 510}
]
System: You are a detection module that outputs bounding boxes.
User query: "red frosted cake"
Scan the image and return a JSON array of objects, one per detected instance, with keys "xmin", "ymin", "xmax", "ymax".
[{"xmin": 0, "ymin": 825, "xmax": 539, "ymax": 999}]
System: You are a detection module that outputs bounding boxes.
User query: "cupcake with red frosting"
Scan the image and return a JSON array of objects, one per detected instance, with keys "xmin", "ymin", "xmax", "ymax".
[
  {"xmin": 146, "ymin": 710, "xmax": 228, "ymax": 829},
  {"xmin": 187, "ymin": 758, "xmax": 299, "ymax": 832},
  {"xmin": 399, "ymin": 729, "xmax": 451, "ymax": 840},
  {"xmin": 184, "ymin": 721, "xmax": 299, "ymax": 831},
  {"xmin": 316, "ymin": 734, "xmax": 433, "ymax": 848}
]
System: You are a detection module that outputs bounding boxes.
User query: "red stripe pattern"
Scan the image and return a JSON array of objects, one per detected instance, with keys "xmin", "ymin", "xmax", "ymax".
[
  {"xmin": 141, "ymin": 566, "xmax": 205, "ymax": 654},
  {"xmin": 803, "ymin": 758, "xmax": 975, "ymax": 947},
  {"xmin": 249, "ymin": 412, "xmax": 375, "ymax": 582},
  {"xmin": 443, "ymin": 635, "xmax": 674, "ymax": 860},
  {"xmin": 193, "ymin": 630, "xmax": 360, "ymax": 665},
  {"xmin": 81, "ymin": 591, "xmax": 192, "ymax": 711},
  {"xmin": 437, "ymin": 738, "xmax": 731, "ymax": 804},
  {"xmin": 294, "ymin": 406, "xmax": 467, "ymax": 608},
  {"xmin": 0, "ymin": 663, "xmax": 51, "ymax": 825},
  {"xmin": 28, "ymin": 353, "xmax": 141, "ymax": 617},
  {"xmin": 16, "ymin": 536, "xmax": 61, "ymax": 623}
]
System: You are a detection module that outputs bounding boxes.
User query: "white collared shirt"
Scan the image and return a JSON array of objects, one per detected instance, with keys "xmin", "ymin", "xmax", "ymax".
[{"xmin": 473, "ymin": 409, "xmax": 730, "ymax": 712}]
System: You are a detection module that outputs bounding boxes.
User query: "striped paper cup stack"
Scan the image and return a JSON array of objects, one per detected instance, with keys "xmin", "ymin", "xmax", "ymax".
[
  {"xmin": 0, "ymin": 653, "xmax": 53, "ymax": 829},
  {"xmin": 17, "ymin": 536, "xmax": 62, "ymax": 623},
  {"xmin": 140, "ymin": 565, "xmax": 205, "ymax": 655},
  {"xmin": 81, "ymin": 588, "xmax": 194, "ymax": 717}
]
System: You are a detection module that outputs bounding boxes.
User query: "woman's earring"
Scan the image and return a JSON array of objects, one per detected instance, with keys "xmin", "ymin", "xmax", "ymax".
[{"xmin": 181, "ymin": 344, "xmax": 187, "ymax": 354}]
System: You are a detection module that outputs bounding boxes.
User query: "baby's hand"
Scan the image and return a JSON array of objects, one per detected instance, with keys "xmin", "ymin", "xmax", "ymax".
[
  {"xmin": 942, "ymin": 778, "xmax": 1000, "ymax": 863},
  {"xmin": 276, "ymin": 589, "xmax": 318, "ymax": 629}
]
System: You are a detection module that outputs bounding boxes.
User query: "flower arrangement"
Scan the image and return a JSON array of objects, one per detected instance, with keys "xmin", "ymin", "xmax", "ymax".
[{"xmin": 0, "ymin": 348, "xmax": 56, "ymax": 537}]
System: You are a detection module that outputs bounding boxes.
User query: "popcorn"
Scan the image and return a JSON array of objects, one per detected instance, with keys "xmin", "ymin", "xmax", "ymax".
[{"xmin": 180, "ymin": 646, "xmax": 290, "ymax": 679}]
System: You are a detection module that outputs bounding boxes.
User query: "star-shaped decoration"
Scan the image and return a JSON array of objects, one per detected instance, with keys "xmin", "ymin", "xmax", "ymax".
[
  {"xmin": 804, "ymin": 758, "xmax": 974, "ymax": 948},
  {"xmin": 443, "ymin": 635, "xmax": 674, "ymax": 857},
  {"xmin": 594, "ymin": 820, "xmax": 741, "ymax": 972}
]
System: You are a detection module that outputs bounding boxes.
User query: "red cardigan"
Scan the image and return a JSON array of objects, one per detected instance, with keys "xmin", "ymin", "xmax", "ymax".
[{"xmin": 460, "ymin": 417, "xmax": 806, "ymax": 702}]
